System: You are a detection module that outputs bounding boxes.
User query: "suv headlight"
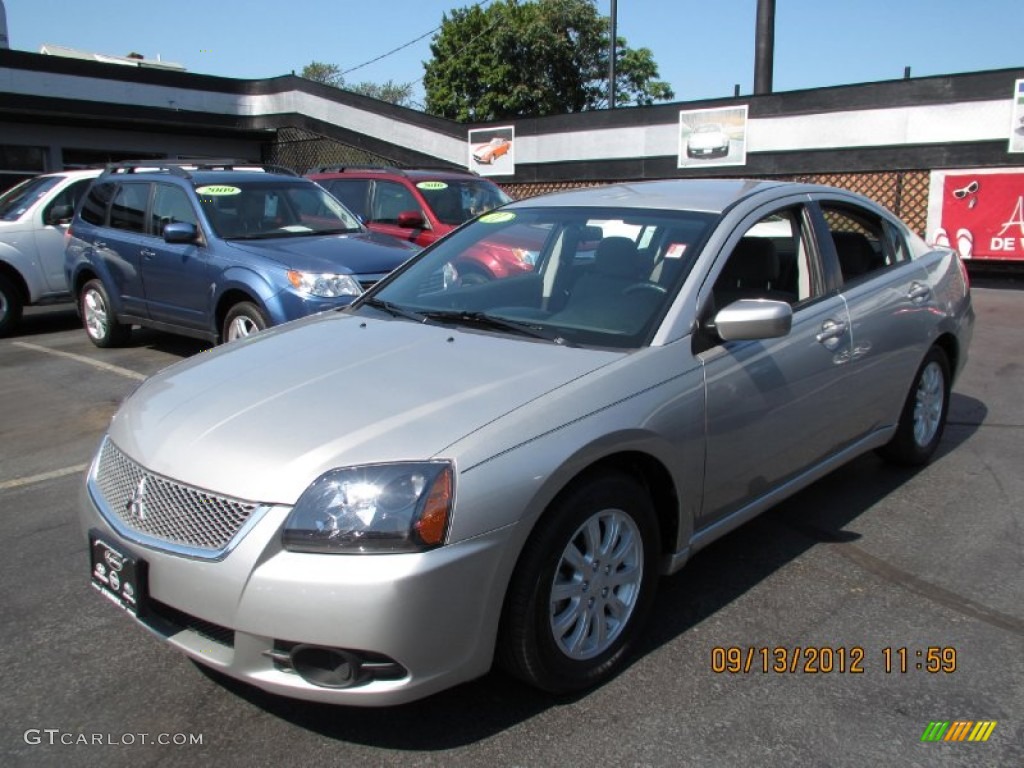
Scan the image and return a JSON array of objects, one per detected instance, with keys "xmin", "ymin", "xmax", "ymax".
[
  {"xmin": 282, "ymin": 462, "xmax": 454, "ymax": 554},
  {"xmin": 287, "ymin": 270, "xmax": 362, "ymax": 298}
]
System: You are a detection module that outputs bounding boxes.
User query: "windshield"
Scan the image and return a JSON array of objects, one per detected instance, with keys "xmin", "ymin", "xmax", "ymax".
[
  {"xmin": 195, "ymin": 179, "xmax": 364, "ymax": 239},
  {"xmin": 417, "ymin": 179, "xmax": 513, "ymax": 225},
  {"xmin": 362, "ymin": 206, "xmax": 715, "ymax": 349},
  {"xmin": 0, "ymin": 176, "xmax": 61, "ymax": 221}
]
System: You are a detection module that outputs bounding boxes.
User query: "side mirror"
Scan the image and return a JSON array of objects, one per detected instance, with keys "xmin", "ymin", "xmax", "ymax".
[
  {"xmin": 47, "ymin": 204, "xmax": 74, "ymax": 225},
  {"xmin": 163, "ymin": 222, "xmax": 199, "ymax": 244},
  {"xmin": 397, "ymin": 210, "xmax": 426, "ymax": 229},
  {"xmin": 714, "ymin": 299, "xmax": 793, "ymax": 341}
]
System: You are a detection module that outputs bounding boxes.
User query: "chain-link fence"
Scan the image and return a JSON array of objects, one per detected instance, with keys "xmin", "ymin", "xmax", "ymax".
[{"xmin": 266, "ymin": 127, "xmax": 401, "ymax": 174}]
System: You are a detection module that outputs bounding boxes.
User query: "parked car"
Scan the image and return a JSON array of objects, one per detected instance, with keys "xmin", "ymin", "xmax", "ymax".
[
  {"xmin": 686, "ymin": 123, "xmax": 731, "ymax": 159},
  {"xmin": 65, "ymin": 161, "xmax": 418, "ymax": 346},
  {"xmin": 0, "ymin": 168, "xmax": 101, "ymax": 336},
  {"xmin": 309, "ymin": 165, "xmax": 522, "ymax": 283},
  {"xmin": 80, "ymin": 179, "xmax": 973, "ymax": 707},
  {"xmin": 472, "ymin": 137, "xmax": 512, "ymax": 165}
]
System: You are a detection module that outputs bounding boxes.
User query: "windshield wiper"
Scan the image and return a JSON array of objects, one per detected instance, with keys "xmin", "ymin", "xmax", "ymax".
[
  {"xmin": 420, "ymin": 310, "xmax": 569, "ymax": 344},
  {"xmin": 361, "ymin": 297, "xmax": 427, "ymax": 322}
]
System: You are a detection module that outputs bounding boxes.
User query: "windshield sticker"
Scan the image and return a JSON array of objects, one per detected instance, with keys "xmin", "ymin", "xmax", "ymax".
[
  {"xmin": 416, "ymin": 181, "xmax": 448, "ymax": 191},
  {"xmin": 195, "ymin": 185, "xmax": 241, "ymax": 196},
  {"xmin": 479, "ymin": 211, "xmax": 516, "ymax": 224}
]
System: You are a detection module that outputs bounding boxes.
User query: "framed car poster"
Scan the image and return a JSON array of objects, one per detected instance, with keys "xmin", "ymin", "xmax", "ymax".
[
  {"xmin": 678, "ymin": 106, "xmax": 748, "ymax": 169},
  {"xmin": 468, "ymin": 127, "xmax": 515, "ymax": 176},
  {"xmin": 1010, "ymin": 79, "xmax": 1024, "ymax": 154}
]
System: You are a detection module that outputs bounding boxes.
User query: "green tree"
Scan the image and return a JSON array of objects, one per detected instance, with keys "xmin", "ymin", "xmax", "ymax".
[
  {"xmin": 348, "ymin": 80, "xmax": 416, "ymax": 107},
  {"xmin": 301, "ymin": 61, "xmax": 345, "ymax": 88},
  {"xmin": 423, "ymin": 0, "xmax": 674, "ymax": 121}
]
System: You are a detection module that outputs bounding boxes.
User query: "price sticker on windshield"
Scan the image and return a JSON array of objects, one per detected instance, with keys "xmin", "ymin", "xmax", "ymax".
[
  {"xmin": 416, "ymin": 181, "xmax": 448, "ymax": 191},
  {"xmin": 195, "ymin": 185, "xmax": 241, "ymax": 196},
  {"xmin": 479, "ymin": 212, "xmax": 516, "ymax": 224}
]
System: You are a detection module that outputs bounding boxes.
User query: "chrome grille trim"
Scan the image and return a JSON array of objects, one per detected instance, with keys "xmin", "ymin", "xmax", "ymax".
[{"xmin": 90, "ymin": 437, "xmax": 267, "ymax": 560}]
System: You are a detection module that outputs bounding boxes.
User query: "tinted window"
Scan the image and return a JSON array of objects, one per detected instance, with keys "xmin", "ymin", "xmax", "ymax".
[
  {"xmin": 324, "ymin": 179, "xmax": 370, "ymax": 220},
  {"xmin": 42, "ymin": 178, "xmax": 93, "ymax": 224},
  {"xmin": 79, "ymin": 182, "xmax": 115, "ymax": 226},
  {"xmin": 820, "ymin": 204, "xmax": 899, "ymax": 283},
  {"xmin": 418, "ymin": 179, "xmax": 512, "ymax": 225},
  {"xmin": 372, "ymin": 181, "xmax": 421, "ymax": 224},
  {"xmin": 110, "ymin": 183, "xmax": 150, "ymax": 233},
  {"xmin": 151, "ymin": 184, "xmax": 198, "ymax": 236}
]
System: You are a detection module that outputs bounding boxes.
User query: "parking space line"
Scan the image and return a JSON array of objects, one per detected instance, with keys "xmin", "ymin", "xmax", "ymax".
[
  {"xmin": 0, "ymin": 464, "xmax": 89, "ymax": 492},
  {"xmin": 12, "ymin": 342, "xmax": 147, "ymax": 381}
]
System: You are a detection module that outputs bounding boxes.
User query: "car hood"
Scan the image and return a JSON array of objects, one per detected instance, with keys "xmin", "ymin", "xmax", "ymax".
[
  {"xmin": 224, "ymin": 230, "xmax": 417, "ymax": 275},
  {"xmin": 107, "ymin": 311, "xmax": 624, "ymax": 505}
]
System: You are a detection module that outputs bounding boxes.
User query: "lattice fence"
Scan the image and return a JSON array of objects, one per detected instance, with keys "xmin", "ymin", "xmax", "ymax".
[{"xmin": 504, "ymin": 171, "xmax": 932, "ymax": 236}]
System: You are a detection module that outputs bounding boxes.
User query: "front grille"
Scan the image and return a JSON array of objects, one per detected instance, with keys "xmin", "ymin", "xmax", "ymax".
[{"xmin": 93, "ymin": 439, "xmax": 259, "ymax": 554}]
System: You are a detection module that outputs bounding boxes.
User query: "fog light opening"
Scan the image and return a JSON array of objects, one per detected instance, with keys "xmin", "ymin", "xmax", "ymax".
[{"xmin": 289, "ymin": 645, "xmax": 365, "ymax": 689}]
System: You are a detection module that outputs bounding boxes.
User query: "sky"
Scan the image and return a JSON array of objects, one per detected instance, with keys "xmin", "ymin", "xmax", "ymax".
[{"xmin": 3, "ymin": 0, "xmax": 1022, "ymax": 109}]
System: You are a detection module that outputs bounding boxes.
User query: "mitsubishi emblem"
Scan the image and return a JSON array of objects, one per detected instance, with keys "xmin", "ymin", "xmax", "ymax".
[{"xmin": 127, "ymin": 476, "xmax": 148, "ymax": 521}]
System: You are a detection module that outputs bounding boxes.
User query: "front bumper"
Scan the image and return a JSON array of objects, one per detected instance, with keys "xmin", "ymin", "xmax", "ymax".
[{"xmin": 80, "ymin": 464, "xmax": 511, "ymax": 706}]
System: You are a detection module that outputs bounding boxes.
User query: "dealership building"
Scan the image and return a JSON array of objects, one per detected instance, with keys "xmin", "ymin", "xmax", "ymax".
[{"xmin": 1, "ymin": 45, "xmax": 1022, "ymax": 259}]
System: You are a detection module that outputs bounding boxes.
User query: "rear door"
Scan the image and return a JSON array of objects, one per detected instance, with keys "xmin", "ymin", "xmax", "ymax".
[
  {"xmin": 811, "ymin": 197, "xmax": 934, "ymax": 434},
  {"xmin": 86, "ymin": 181, "xmax": 150, "ymax": 318}
]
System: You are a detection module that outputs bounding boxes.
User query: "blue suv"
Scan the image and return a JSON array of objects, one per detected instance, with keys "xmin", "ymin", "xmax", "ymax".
[{"xmin": 65, "ymin": 161, "xmax": 417, "ymax": 346}]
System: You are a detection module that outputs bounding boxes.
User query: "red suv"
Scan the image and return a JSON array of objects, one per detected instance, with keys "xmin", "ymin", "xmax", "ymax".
[{"xmin": 308, "ymin": 166, "xmax": 528, "ymax": 283}]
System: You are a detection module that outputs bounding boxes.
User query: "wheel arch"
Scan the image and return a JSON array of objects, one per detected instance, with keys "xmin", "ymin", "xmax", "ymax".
[{"xmin": 0, "ymin": 260, "xmax": 30, "ymax": 305}]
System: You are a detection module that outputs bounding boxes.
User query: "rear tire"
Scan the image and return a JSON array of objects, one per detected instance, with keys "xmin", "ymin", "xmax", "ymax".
[
  {"xmin": 498, "ymin": 472, "xmax": 660, "ymax": 694},
  {"xmin": 877, "ymin": 346, "xmax": 950, "ymax": 466},
  {"xmin": 0, "ymin": 273, "xmax": 24, "ymax": 338},
  {"xmin": 80, "ymin": 279, "xmax": 131, "ymax": 347}
]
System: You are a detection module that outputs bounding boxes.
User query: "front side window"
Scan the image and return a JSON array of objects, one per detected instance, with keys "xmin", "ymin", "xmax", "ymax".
[
  {"xmin": 366, "ymin": 206, "xmax": 715, "ymax": 349},
  {"xmin": 323, "ymin": 179, "xmax": 370, "ymax": 220},
  {"xmin": 371, "ymin": 181, "xmax": 421, "ymax": 224},
  {"xmin": 151, "ymin": 184, "xmax": 198, "ymax": 236}
]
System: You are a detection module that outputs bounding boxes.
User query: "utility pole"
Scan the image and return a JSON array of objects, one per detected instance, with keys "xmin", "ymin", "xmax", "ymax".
[
  {"xmin": 608, "ymin": 0, "xmax": 617, "ymax": 109},
  {"xmin": 754, "ymin": 0, "xmax": 775, "ymax": 95}
]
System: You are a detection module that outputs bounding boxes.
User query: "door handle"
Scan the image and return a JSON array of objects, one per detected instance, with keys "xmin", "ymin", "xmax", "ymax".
[
  {"xmin": 93, "ymin": 241, "xmax": 107, "ymax": 249},
  {"xmin": 907, "ymin": 282, "xmax": 931, "ymax": 303},
  {"xmin": 140, "ymin": 248, "xmax": 157, "ymax": 259},
  {"xmin": 816, "ymin": 318, "xmax": 848, "ymax": 350}
]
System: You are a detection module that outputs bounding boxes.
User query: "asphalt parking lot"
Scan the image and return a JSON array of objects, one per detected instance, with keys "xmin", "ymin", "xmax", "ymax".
[{"xmin": 1, "ymin": 277, "xmax": 1021, "ymax": 768}]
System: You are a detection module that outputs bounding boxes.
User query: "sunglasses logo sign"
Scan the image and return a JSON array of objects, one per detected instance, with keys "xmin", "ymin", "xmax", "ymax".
[{"xmin": 933, "ymin": 172, "xmax": 1024, "ymax": 261}]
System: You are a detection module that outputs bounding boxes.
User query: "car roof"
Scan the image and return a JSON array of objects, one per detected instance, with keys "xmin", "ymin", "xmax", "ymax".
[
  {"xmin": 504, "ymin": 179, "xmax": 836, "ymax": 215},
  {"xmin": 308, "ymin": 166, "xmax": 484, "ymax": 182},
  {"xmin": 41, "ymin": 168, "xmax": 103, "ymax": 180}
]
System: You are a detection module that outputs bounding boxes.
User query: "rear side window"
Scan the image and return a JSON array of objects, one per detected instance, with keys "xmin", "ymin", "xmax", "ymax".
[
  {"xmin": 109, "ymin": 183, "xmax": 150, "ymax": 233},
  {"xmin": 79, "ymin": 182, "xmax": 115, "ymax": 226},
  {"xmin": 820, "ymin": 204, "xmax": 906, "ymax": 284}
]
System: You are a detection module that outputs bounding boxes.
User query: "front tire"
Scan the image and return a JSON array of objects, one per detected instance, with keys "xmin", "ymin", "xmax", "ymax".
[
  {"xmin": 498, "ymin": 472, "xmax": 660, "ymax": 694},
  {"xmin": 0, "ymin": 273, "xmax": 24, "ymax": 338},
  {"xmin": 877, "ymin": 346, "xmax": 951, "ymax": 466},
  {"xmin": 80, "ymin": 279, "xmax": 130, "ymax": 347},
  {"xmin": 222, "ymin": 301, "xmax": 268, "ymax": 342}
]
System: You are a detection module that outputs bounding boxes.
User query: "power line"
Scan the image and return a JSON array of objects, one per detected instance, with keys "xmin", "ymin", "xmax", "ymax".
[{"xmin": 340, "ymin": 0, "xmax": 498, "ymax": 78}]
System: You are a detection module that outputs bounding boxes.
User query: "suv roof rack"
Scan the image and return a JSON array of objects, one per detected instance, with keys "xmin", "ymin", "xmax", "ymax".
[
  {"xmin": 101, "ymin": 159, "xmax": 298, "ymax": 179},
  {"xmin": 309, "ymin": 164, "xmax": 475, "ymax": 177}
]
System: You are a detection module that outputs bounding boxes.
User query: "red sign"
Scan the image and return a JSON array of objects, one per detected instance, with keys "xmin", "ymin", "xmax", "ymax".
[{"xmin": 932, "ymin": 171, "xmax": 1024, "ymax": 261}]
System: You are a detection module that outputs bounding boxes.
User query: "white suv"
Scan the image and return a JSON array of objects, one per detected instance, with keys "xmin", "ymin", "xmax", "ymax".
[{"xmin": 0, "ymin": 169, "xmax": 101, "ymax": 336}]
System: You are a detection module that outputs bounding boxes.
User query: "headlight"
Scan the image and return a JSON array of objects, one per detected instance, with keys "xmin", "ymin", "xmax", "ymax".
[
  {"xmin": 287, "ymin": 270, "xmax": 362, "ymax": 298},
  {"xmin": 282, "ymin": 462, "xmax": 454, "ymax": 554}
]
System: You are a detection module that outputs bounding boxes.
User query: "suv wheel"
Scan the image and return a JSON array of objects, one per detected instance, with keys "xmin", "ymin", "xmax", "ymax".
[
  {"xmin": 223, "ymin": 302, "xmax": 269, "ymax": 342},
  {"xmin": 0, "ymin": 273, "xmax": 24, "ymax": 338},
  {"xmin": 81, "ymin": 279, "xmax": 131, "ymax": 347}
]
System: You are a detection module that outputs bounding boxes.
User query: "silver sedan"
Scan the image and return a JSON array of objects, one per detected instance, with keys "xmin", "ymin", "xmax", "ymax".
[{"xmin": 79, "ymin": 180, "xmax": 974, "ymax": 705}]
